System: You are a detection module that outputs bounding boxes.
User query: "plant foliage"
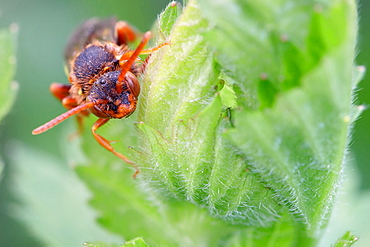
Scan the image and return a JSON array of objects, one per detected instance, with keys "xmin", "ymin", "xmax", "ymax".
[
  {"xmin": 75, "ymin": 0, "xmax": 360, "ymax": 246},
  {"xmin": 0, "ymin": 23, "xmax": 18, "ymax": 175}
]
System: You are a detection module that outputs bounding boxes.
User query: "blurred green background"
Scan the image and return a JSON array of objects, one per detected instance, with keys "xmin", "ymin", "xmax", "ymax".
[
  {"xmin": 0, "ymin": 0, "xmax": 170, "ymax": 246},
  {"xmin": 0, "ymin": 0, "xmax": 369, "ymax": 246}
]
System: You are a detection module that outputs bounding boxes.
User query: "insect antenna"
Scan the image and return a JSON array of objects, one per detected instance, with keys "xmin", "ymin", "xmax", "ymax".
[
  {"xmin": 116, "ymin": 31, "xmax": 151, "ymax": 93},
  {"xmin": 32, "ymin": 101, "xmax": 104, "ymax": 135}
]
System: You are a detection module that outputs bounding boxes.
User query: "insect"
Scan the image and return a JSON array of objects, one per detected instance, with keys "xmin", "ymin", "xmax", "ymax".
[{"xmin": 32, "ymin": 17, "xmax": 168, "ymax": 177}]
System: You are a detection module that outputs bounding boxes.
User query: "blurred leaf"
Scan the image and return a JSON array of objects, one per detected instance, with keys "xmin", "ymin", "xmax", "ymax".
[
  {"xmin": 121, "ymin": 238, "xmax": 149, "ymax": 247},
  {"xmin": 0, "ymin": 24, "xmax": 18, "ymax": 122},
  {"xmin": 84, "ymin": 237, "xmax": 149, "ymax": 247},
  {"xmin": 333, "ymin": 232, "xmax": 359, "ymax": 247},
  {"xmin": 7, "ymin": 142, "xmax": 120, "ymax": 246},
  {"xmin": 0, "ymin": 23, "xmax": 18, "ymax": 178},
  {"xmin": 318, "ymin": 167, "xmax": 370, "ymax": 247}
]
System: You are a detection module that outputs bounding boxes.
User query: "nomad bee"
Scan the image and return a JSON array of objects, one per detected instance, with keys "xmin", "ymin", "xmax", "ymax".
[{"xmin": 32, "ymin": 17, "xmax": 168, "ymax": 177}]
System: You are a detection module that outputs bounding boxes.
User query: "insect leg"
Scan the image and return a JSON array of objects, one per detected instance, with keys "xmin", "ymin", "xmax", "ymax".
[
  {"xmin": 50, "ymin": 83, "xmax": 71, "ymax": 101},
  {"xmin": 119, "ymin": 37, "xmax": 170, "ymax": 75},
  {"xmin": 119, "ymin": 41, "xmax": 170, "ymax": 60},
  {"xmin": 115, "ymin": 21, "xmax": 137, "ymax": 46},
  {"xmin": 92, "ymin": 118, "xmax": 139, "ymax": 178},
  {"xmin": 138, "ymin": 54, "xmax": 152, "ymax": 74}
]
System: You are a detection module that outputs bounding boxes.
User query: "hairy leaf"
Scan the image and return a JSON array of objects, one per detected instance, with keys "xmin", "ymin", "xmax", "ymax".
[{"xmin": 75, "ymin": 0, "xmax": 360, "ymax": 245}]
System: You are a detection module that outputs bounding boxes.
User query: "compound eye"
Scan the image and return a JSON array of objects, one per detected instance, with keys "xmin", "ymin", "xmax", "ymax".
[{"xmin": 125, "ymin": 72, "xmax": 140, "ymax": 98}]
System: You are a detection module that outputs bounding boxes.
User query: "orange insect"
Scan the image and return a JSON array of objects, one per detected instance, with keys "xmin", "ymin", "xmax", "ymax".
[{"xmin": 32, "ymin": 17, "xmax": 168, "ymax": 177}]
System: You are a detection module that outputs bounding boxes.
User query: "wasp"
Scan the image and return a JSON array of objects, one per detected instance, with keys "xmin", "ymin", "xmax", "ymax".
[{"xmin": 32, "ymin": 17, "xmax": 168, "ymax": 177}]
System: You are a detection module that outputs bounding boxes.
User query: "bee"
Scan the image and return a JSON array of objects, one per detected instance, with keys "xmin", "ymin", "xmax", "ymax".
[{"xmin": 32, "ymin": 17, "xmax": 168, "ymax": 177}]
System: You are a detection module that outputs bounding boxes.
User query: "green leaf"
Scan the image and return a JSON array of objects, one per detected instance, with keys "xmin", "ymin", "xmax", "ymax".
[
  {"xmin": 121, "ymin": 238, "xmax": 149, "ymax": 247},
  {"xmin": 155, "ymin": 1, "xmax": 182, "ymax": 38},
  {"xmin": 0, "ymin": 24, "xmax": 18, "ymax": 122},
  {"xmin": 333, "ymin": 232, "xmax": 359, "ymax": 247},
  {"xmin": 74, "ymin": 0, "xmax": 360, "ymax": 245},
  {"xmin": 76, "ymin": 144, "xmax": 249, "ymax": 246},
  {"xmin": 228, "ymin": 47, "xmax": 356, "ymax": 232},
  {"xmin": 198, "ymin": 0, "xmax": 358, "ymax": 236},
  {"xmin": 0, "ymin": 23, "xmax": 18, "ymax": 178},
  {"xmin": 137, "ymin": 0, "xmax": 290, "ymax": 227},
  {"xmin": 75, "ymin": 155, "xmax": 306, "ymax": 246},
  {"xmin": 139, "ymin": 0, "xmax": 220, "ymax": 129},
  {"xmin": 76, "ymin": 3, "xmax": 297, "ymax": 244},
  {"xmin": 318, "ymin": 168, "xmax": 370, "ymax": 247},
  {"xmin": 7, "ymin": 143, "xmax": 120, "ymax": 246},
  {"xmin": 83, "ymin": 237, "xmax": 149, "ymax": 247}
]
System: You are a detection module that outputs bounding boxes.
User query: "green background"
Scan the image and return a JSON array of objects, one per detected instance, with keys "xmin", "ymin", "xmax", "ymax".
[
  {"xmin": 0, "ymin": 0, "xmax": 169, "ymax": 246},
  {"xmin": 0, "ymin": 0, "xmax": 369, "ymax": 246}
]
